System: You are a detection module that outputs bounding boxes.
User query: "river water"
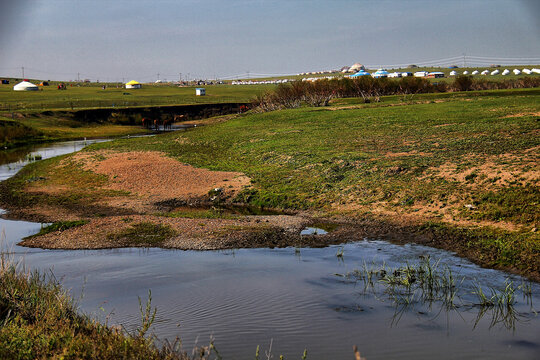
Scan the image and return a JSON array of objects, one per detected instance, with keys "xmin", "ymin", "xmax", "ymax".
[{"xmin": 1, "ymin": 140, "xmax": 539, "ymax": 360}]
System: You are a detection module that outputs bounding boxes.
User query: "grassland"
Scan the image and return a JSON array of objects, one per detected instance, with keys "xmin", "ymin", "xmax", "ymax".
[
  {"xmin": 1, "ymin": 87, "xmax": 539, "ymax": 279},
  {"xmin": 0, "ymin": 82, "xmax": 272, "ymax": 148},
  {"xmin": 0, "ymin": 82, "xmax": 272, "ymax": 112}
]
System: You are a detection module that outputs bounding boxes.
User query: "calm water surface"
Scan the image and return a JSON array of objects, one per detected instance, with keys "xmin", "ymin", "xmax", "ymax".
[{"xmin": 1, "ymin": 141, "xmax": 539, "ymax": 360}]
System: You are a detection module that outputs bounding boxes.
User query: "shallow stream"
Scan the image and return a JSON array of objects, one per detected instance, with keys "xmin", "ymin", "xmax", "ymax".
[{"xmin": 1, "ymin": 141, "xmax": 539, "ymax": 359}]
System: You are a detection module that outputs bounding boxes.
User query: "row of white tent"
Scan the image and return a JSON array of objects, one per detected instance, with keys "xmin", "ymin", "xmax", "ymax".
[
  {"xmin": 231, "ymin": 79, "xmax": 294, "ymax": 85},
  {"xmin": 449, "ymin": 68, "xmax": 540, "ymax": 76}
]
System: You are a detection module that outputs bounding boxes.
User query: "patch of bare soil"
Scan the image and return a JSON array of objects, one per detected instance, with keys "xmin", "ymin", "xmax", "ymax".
[
  {"xmin": 385, "ymin": 151, "xmax": 432, "ymax": 158},
  {"xmin": 77, "ymin": 151, "xmax": 251, "ymax": 201},
  {"xmin": 19, "ymin": 214, "xmax": 312, "ymax": 250},
  {"xmin": 422, "ymin": 154, "xmax": 539, "ymax": 188},
  {"xmin": 12, "ymin": 150, "xmax": 318, "ymax": 250},
  {"xmin": 502, "ymin": 111, "xmax": 540, "ymax": 118}
]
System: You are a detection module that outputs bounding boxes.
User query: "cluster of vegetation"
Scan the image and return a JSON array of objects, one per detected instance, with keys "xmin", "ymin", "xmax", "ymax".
[
  {"xmin": 106, "ymin": 222, "xmax": 177, "ymax": 247},
  {"xmin": 33, "ymin": 220, "xmax": 89, "ymax": 236},
  {"xmin": 0, "ymin": 119, "xmax": 46, "ymax": 148},
  {"xmin": 253, "ymin": 76, "xmax": 540, "ymax": 110},
  {"xmin": 0, "ymin": 255, "xmax": 194, "ymax": 359},
  {"xmin": 339, "ymin": 256, "xmax": 534, "ymax": 330}
]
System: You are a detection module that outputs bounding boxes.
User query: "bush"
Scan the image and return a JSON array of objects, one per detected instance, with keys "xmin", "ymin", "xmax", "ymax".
[
  {"xmin": 453, "ymin": 75, "xmax": 473, "ymax": 92},
  {"xmin": 253, "ymin": 76, "xmax": 540, "ymax": 112}
]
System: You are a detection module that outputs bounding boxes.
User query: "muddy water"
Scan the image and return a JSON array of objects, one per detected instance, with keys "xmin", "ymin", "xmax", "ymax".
[{"xmin": 1, "ymin": 141, "xmax": 540, "ymax": 360}]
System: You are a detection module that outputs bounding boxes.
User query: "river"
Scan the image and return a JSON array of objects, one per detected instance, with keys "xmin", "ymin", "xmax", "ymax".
[{"xmin": 1, "ymin": 140, "xmax": 539, "ymax": 359}]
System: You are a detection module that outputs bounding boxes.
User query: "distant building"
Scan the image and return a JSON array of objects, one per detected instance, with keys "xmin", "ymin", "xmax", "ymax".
[
  {"xmin": 1, "ymin": 79, "xmax": 9, "ymax": 84},
  {"xmin": 427, "ymin": 72, "xmax": 445, "ymax": 78},
  {"xmin": 414, "ymin": 71, "xmax": 429, "ymax": 77},
  {"xmin": 372, "ymin": 69, "xmax": 389, "ymax": 78},
  {"xmin": 196, "ymin": 88, "xmax": 206, "ymax": 96},
  {"xmin": 349, "ymin": 63, "xmax": 365, "ymax": 72},
  {"xmin": 125, "ymin": 80, "xmax": 142, "ymax": 89},
  {"xmin": 13, "ymin": 81, "xmax": 39, "ymax": 91},
  {"xmin": 349, "ymin": 70, "xmax": 370, "ymax": 77}
]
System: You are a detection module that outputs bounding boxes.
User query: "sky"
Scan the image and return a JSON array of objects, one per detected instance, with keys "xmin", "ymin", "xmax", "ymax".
[{"xmin": 0, "ymin": 0, "xmax": 539, "ymax": 82}]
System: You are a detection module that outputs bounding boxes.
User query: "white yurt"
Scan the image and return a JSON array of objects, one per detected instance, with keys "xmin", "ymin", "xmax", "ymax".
[
  {"xmin": 513, "ymin": 69, "xmax": 521, "ymax": 75},
  {"xmin": 522, "ymin": 68, "xmax": 531, "ymax": 74},
  {"xmin": 472, "ymin": 70, "xmax": 479, "ymax": 75},
  {"xmin": 481, "ymin": 70, "xmax": 489, "ymax": 75},
  {"xmin": 532, "ymin": 68, "xmax": 540, "ymax": 74},
  {"xmin": 349, "ymin": 63, "xmax": 365, "ymax": 72},
  {"xmin": 125, "ymin": 80, "xmax": 142, "ymax": 89},
  {"xmin": 463, "ymin": 71, "xmax": 469, "ymax": 75},
  {"xmin": 13, "ymin": 81, "xmax": 38, "ymax": 91},
  {"xmin": 449, "ymin": 70, "xmax": 457, "ymax": 76},
  {"xmin": 372, "ymin": 69, "xmax": 389, "ymax": 78},
  {"xmin": 501, "ymin": 69, "xmax": 510, "ymax": 76},
  {"xmin": 491, "ymin": 69, "xmax": 500, "ymax": 75}
]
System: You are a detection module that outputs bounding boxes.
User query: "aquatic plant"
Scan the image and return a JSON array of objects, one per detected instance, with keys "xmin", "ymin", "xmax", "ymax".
[{"xmin": 339, "ymin": 257, "xmax": 534, "ymax": 330}]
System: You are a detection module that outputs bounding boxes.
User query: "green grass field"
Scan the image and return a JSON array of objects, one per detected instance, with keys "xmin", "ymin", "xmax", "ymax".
[
  {"xmin": 0, "ymin": 82, "xmax": 274, "ymax": 147},
  {"xmin": 0, "ymin": 83, "xmax": 273, "ymax": 112},
  {"xmin": 91, "ymin": 88, "xmax": 538, "ymax": 213},
  {"xmin": 81, "ymin": 88, "xmax": 539, "ymax": 275},
  {"xmin": 2, "ymin": 87, "xmax": 539, "ymax": 278}
]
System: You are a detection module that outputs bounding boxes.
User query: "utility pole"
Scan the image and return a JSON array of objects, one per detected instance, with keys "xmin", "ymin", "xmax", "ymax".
[
  {"xmin": 247, "ymin": 70, "xmax": 250, "ymax": 79},
  {"xmin": 22, "ymin": 66, "xmax": 24, "ymax": 79},
  {"xmin": 157, "ymin": 73, "xmax": 160, "ymax": 81},
  {"xmin": 77, "ymin": 72, "xmax": 80, "ymax": 82},
  {"xmin": 179, "ymin": 73, "xmax": 182, "ymax": 82},
  {"xmin": 463, "ymin": 53, "xmax": 466, "ymax": 68}
]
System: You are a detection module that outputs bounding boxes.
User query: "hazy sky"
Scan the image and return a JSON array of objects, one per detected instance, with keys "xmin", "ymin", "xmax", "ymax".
[{"xmin": 1, "ymin": 0, "xmax": 539, "ymax": 82}]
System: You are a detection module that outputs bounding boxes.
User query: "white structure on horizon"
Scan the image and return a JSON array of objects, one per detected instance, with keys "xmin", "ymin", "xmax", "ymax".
[
  {"xmin": 532, "ymin": 68, "xmax": 540, "ymax": 74},
  {"xmin": 13, "ymin": 81, "xmax": 39, "ymax": 91},
  {"xmin": 502, "ymin": 69, "xmax": 510, "ymax": 75},
  {"xmin": 125, "ymin": 80, "xmax": 142, "ymax": 89},
  {"xmin": 513, "ymin": 69, "xmax": 521, "ymax": 75},
  {"xmin": 372, "ymin": 69, "xmax": 389, "ymax": 78},
  {"xmin": 463, "ymin": 71, "xmax": 469, "ymax": 75},
  {"xmin": 472, "ymin": 70, "xmax": 479, "ymax": 75},
  {"xmin": 481, "ymin": 70, "xmax": 489, "ymax": 75},
  {"xmin": 491, "ymin": 69, "xmax": 500, "ymax": 75},
  {"xmin": 449, "ymin": 70, "xmax": 457, "ymax": 76},
  {"xmin": 349, "ymin": 63, "xmax": 365, "ymax": 73}
]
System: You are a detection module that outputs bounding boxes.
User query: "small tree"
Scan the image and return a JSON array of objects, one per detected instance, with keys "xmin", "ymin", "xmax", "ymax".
[{"xmin": 453, "ymin": 75, "xmax": 473, "ymax": 92}]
